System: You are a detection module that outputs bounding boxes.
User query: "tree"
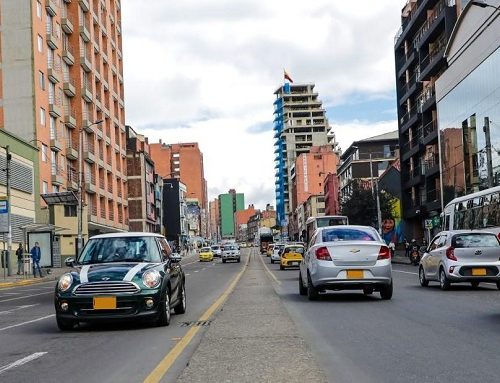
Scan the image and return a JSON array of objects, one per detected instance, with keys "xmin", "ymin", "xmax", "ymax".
[{"xmin": 340, "ymin": 181, "xmax": 395, "ymax": 227}]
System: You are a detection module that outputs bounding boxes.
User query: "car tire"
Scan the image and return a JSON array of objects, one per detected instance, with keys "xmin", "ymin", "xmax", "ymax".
[
  {"xmin": 307, "ymin": 273, "xmax": 319, "ymax": 301},
  {"xmin": 56, "ymin": 316, "xmax": 75, "ymax": 331},
  {"xmin": 156, "ymin": 286, "xmax": 171, "ymax": 326},
  {"xmin": 496, "ymin": 282, "xmax": 500, "ymax": 290},
  {"xmin": 380, "ymin": 281, "xmax": 393, "ymax": 300},
  {"xmin": 439, "ymin": 268, "xmax": 450, "ymax": 291},
  {"xmin": 279, "ymin": 264, "xmax": 284, "ymax": 270},
  {"xmin": 471, "ymin": 281, "xmax": 480, "ymax": 288},
  {"xmin": 237, "ymin": 258, "xmax": 241, "ymax": 263},
  {"xmin": 222, "ymin": 259, "xmax": 226, "ymax": 263},
  {"xmin": 419, "ymin": 267, "xmax": 429, "ymax": 287},
  {"xmin": 363, "ymin": 287, "xmax": 374, "ymax": 295},
  {"xmin": 174, "ymin": 282, "xmax": 187, "ymax": 315},
  {"xmin": 270, "ymin": 259, "xmax": 274, "ymax": 264},
  {"xmin": 299, "ymin": 272, "xmax": 307, "ymax": 296}
]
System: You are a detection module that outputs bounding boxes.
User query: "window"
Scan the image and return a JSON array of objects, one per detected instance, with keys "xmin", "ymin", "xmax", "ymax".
[
  {"xmin": 42, "ymin": 181, "xmax": 48, "ymax": 194},
  {"xmin": 40, "ymin": 107, "xmax": 46, "ymax": 126},
  {"xmin": 36, "ymin": 1, "xmax": 42, "ymax": 19},
  {"xmin": 53, "ymin": 185, "xmax": 59, "ymax": 193},
  {"xmin": 38, "ymin": 71, "xmax": 45, "ymax": 90},
  {"xmin": 37, "ymin": 35, "xmax": 43, "ymax": 53},
  {"xmin": 41, "ymin": 144, "xmax": 48, "ymax": 162},
  {"xmin": 64, "ymin": 205, "xmax": 77, "ymax": 217}
]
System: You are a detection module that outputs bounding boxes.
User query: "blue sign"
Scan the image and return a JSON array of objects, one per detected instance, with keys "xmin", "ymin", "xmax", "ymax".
[{"xmin": 0, "ymin": 198, "xmax": 8, "ymax": 233}]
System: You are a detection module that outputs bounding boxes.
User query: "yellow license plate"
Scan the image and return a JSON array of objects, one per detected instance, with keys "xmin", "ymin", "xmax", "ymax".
[
  {"xmin": 347, "ymin": 270, "xmax": 364, "ymax": 279},
  {"xmin": 472, "ymin": 268, "xmax": 486, "ymax": 276},
  {"xmin": 93, "ymin": 296, "xmax": 117, "ymax": 310}
]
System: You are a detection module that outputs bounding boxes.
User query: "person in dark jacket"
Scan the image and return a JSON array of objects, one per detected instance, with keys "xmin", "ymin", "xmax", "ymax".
[
  {"xmin": 16, "ymin": 244, "xmax": 24, "ymax": 275},
  {"xmin": 30, "ymin": 242, "xmax": 43, "ymax": 278}
]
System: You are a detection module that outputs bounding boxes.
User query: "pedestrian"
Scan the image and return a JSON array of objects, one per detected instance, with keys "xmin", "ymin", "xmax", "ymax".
[
  {"xmin": 30, "ymin": 242, "xmax": 43, "ymax": 278},
  {"xmin": 16, "ymin": 243, "xmax": 24, "ymax": 275},
  {"xmin": 404, "ymin": 238, "xmax": 410, "ymax": 257}
]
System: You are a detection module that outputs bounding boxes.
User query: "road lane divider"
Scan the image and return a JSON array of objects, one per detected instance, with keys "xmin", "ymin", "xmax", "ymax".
[
  {"xmin": 143, "ymin": 251, "xmax": 251, "ymax": 383},
  {"xmin": 393, "ymin": 270, "xmax": 418, "ymax": 275},
  {"xmin": 258, "ymin": 253, "xmax": 281, "ymax": 285},
  {"xmin": 0, "ymin": 314, "xmax": 55, "ymax": 332},
  {"xmin": 0, "ymin": 352, "xmax": 48, "ymax": 375},
  {"xmin": 0, "ymin": 304, "xmax": 38, "ymax": 316}
]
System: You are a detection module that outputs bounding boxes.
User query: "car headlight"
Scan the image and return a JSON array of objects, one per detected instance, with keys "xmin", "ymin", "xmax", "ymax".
[
  {"xmin": 57, "ymin": 273, "xmax": 73, "ymax": 292},
  {"xmin": 142, "ymin": 270, "xmax": 161, "ymax": 288}
]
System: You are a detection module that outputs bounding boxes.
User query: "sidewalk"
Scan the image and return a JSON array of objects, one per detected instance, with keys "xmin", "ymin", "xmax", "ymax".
[
  {"xmin": 0, "ymin": 266, "xmax": 70, "ymax": 289},
  {"xmin": 177, "ymin": 251, "xmax": 327, "ymax": 383},
  {"xmin": 392, "ymin": 249, "xmax": 411, "ymax": 265}
]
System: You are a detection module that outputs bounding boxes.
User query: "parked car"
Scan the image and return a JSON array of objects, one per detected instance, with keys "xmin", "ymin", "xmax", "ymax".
[
  {"xmin": 210, "ymin": 245, "xmax": 222, "ymax": 257},
  {"xmin": 54, "ymin": 232, "xmax": 186, "ymax": 330},
  {"xmin": 280, "ymin": 244, "xmax": 305, "ymax": 270},
  {"xmin": 419, "ymin": 230, "xmax": 500, "ymax": 290},
  {"xmin": 222, "ymin": 244, "xmax": 241, "ymax": 263},
  {"xmin": 299, "ymin": 225, "xmax": 393, "ymax": 300},
  {"xmin": 270, "ymin": 243, "xmax": 285, "ymax": 264},
  {"xmin": 199, "ymin": 247, "xmax": 214, "ymax": 262}
]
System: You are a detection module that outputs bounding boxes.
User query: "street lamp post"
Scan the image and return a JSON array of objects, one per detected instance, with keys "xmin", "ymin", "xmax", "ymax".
[{"xmin": 77, "ymin": 120, "xmax": 103, "ymax": 257}]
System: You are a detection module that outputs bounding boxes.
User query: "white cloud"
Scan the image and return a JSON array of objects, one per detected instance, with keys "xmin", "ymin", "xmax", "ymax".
[{"xmin": 121, "ymin": 0, "xmax": 403, "ymax": 206}]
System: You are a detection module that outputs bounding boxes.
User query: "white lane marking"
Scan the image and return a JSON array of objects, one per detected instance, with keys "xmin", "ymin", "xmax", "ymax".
[
  {"xmin": 0, "ymin": 352, "xmax": 48, "ymax": 375},
  {"xmin": 0, "ymin": 314, "xmax": 55, "ymax": 332},
  {"xmin": 80, "ymin": 265, "xmax": 90, "ymax": 283},
  {"xmin": 0, "ymin": 293, "xmax": 21, "ymax": 296},
  {"xmin": 185, "ymin": 274, "xmax": 190, "ymax": 276},
  {"xmin": 0, "ymin": 291, "xmax": 52, "ymax": 303},
  {"xmin": 194, "ymin": 270, "xmax": 199, "ymax": 273},
  {"xmin": 393, "ymin": 270, "xmax": 418, "ymax": 275},
  {"xmin": 123, "ymin": 262, "xmax": 148, "ymax": 282},
  {"xmin": 0, "ymin": 304, "xmax": 38, "ymax": 316}
]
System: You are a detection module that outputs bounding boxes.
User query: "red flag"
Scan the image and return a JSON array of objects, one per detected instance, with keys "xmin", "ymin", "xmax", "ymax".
[{"xmin": 284, "ymin": 70, "xmax": 293, "ymax": 83}]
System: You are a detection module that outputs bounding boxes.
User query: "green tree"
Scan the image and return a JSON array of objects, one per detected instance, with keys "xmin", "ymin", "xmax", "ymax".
[{"xmin": 340, "ymin": 181, "xmax": 396, "ymax": 227}]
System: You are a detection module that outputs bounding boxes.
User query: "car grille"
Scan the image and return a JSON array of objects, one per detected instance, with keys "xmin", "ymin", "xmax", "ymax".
[
  {"xmin": 73, "ymin": 282, "xmax": 140, "ymax": 296},
  {"xmin": 459, "ymin": 266, "xmax": 499, "ymax": 277}
]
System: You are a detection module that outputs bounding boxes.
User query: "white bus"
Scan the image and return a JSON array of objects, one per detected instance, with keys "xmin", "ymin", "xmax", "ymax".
[
  {"xmin": 442, "ymin": 185, "xmax": 500, "ymax": 237},
  {"xmin": 305, "ymin": 215, "xmax": 349, "ymax": 244}
]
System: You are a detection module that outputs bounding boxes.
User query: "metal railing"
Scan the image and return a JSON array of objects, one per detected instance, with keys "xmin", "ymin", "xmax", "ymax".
[
  {"xmin": 401, "ymin": 128, "xmax": 423, "ymax": 152},
  {"xmin": 423, "ymin": 154, "xmax": 440, "ymax": 171},
  {"xmin": 416, "ymin": 83, "xmax": 435, "ymax": 112},
  {"xmin": 413, "ymin": 0, "xmax": 448, "ymax": 46},
  {"xmin": 400, "ymin": 70, "xmax": 419, "ymax": 95},
  {"xmin": 400, "ymin": 104, "xmax": 419, "ymax": 126},
  {"xmin": 423, "ymin": 119, "xmax": 437, "ymax": 138},
  {"xmin": 418, "ymin": 35, "xmax": 447, "ymax": 76}
]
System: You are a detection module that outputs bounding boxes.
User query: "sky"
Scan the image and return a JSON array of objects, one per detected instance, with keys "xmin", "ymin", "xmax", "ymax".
[{"xmin": 121, "ymin": 0, "xmax": 404, "ymax": 210}]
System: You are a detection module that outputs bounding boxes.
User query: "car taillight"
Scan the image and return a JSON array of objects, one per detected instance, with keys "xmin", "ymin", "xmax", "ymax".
[
  {"xmin": 315, "ymin": 246, "xmax": 331, "ymax": 261},
  {"xmin": 446, "ymin": 246, "xmax": 457, "ymax": 261},
  {"xmin": 377, "ymin": 246, "xmax": 391, "ymax": 260}
]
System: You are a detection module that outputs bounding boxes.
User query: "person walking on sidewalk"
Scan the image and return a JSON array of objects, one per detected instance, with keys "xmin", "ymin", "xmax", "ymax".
[
  {"xmin": 30, "ymin": 242, "xmax": 43, "ymax": 278},
  {"xmin": 16, "ymin": 243, "xmax": 24, "ymax": 275}
]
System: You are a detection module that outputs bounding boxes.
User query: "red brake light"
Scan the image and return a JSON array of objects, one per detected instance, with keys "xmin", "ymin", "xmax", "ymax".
[
  {"xmin": 446, "ymin": 246, "xmax": 457, "ymax": 261},
  {"xmin": 377, "ymin": 246, "xmax": 391, "ymax": 260},
  {"xmin": 315, "ymin": 246, "xmax": 332, "ymax": 261}
]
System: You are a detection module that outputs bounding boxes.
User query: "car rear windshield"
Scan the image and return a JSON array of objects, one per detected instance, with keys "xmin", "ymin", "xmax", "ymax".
[
  {"xmin": 284, "ymin": 246, "xmax": 304, "ymax": 254},
  {"xmin": 452, "ymin": 233, "xmax": 500, "ymax": 248},
  {"xmin": 322, "ymin": 228, "xmax": 377, "ymax": 242},
  {"xmin": 225, "ymin": 246, "xmax": 237, "ymax": 250},
  {"xmin": 211, "ymin": 246, "xmax": 220, "ymax": 250},
  {"xmin": 201, "ymin": 247, "xmax": 211, "ymax": 252}
]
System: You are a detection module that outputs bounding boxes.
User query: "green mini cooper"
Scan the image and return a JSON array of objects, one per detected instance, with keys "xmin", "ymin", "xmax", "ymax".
[{"xmin": 54, "ymin": 233, "xmax": 186, "ymax": 330}]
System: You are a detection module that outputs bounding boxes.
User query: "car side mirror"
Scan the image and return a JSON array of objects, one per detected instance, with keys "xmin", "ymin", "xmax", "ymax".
[
  {"xmin": 65, "ymin": 257, "xmax": 75, "ymax": 267},
  {"xmin": 170, "ymin": 253, "xmax": 182, "ymax": 263}
]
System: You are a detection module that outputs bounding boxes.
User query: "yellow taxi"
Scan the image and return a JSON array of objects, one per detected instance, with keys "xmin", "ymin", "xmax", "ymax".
[
  {"xmin": 199, "ymin": 247, "xmax": 214, "ymax": 262},
  {"xmin": 280, "ymin": 244, "xmax": 305, "ymax": 270},
  {"xmin": 266, "ymin": 243, "xmax": 275, "ymax": 257}
]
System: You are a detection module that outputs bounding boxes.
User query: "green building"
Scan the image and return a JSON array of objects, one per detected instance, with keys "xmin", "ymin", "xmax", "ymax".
[{"xmin": 218, "ymin": 189, "xmax": 244, "ymax": 238}]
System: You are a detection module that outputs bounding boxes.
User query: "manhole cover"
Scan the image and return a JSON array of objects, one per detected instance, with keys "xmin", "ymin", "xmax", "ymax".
[{"xmin": 180, "ymin": 320, "xmax": 212, "ymax": 327}]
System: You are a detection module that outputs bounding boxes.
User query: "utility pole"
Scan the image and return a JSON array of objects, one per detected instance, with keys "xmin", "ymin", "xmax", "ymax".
[
  {"xmin": 484, "ymin": 117, "xmax": 494, "ymax": 188},
  {"xmin": 6, "ymin": 146, "xmax": 12, "ymax": 276},
  {"xmin": 77, "ymin": 127, "xmax": 84, "ymax": 257}
]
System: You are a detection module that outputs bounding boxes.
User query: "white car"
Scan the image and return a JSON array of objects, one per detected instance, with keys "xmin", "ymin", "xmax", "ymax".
[
  {"xmin": 270, "ymin": 243, "xmax": 285, "ymax": 264},
  {"xmin": 210, "ymin": 245, "xmax": 222, "ymax": 257},
  {"xmin": 299, "ymin": 225, "xmax": 393, "ymax": 300},
  {"xmin": 222, "ymin": 245, "xmax": 240, "ymax": 263}
]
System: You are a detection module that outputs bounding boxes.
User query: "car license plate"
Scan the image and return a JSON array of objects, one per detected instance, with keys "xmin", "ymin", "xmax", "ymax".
[
  {"xmin": 93, "ymin": 296, "xmax": 117, "ymax": 310},
  {"xmin": 291, "ymin": 262, "xmax": 298, "ymax": 266},
  {"xmin": 472, "ymin": 268, "xmax": 486, "ymax": 276},
  {"xmin": 347, "ymin": 270, "xmax": 364, "ymax": 279}
]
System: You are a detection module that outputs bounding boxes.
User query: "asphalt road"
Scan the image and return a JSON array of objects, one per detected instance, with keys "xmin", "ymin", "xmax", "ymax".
[
  {"xmin": 261, "ymin": 254, "xmax": 500, "ymax": 383},
  {"xmin": 0, "ymin": 251, "xmax": 247, "ymax": 383}
]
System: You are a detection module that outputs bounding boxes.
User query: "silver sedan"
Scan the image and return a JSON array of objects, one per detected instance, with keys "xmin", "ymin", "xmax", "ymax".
[
  {"xmin": 299, "ymin": 225, "xmax": 393, "ymax": 300},
  {"xmin": 419, "ymin": 230, "xmax": 500, "ymax": 290}
]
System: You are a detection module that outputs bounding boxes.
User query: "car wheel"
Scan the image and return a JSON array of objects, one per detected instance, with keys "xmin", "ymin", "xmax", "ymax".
[
  {"xmin": 174, "ymin": 282, "xmax": 187, "ymax": 315},
  {"xmin": 237, "ymin": 258, "xmax": 241, "ymax": 263},
  {"xmin": 307, "ymin": 274, "xmax": 319, "ymax": 301},
  {"xmin": 279, "ymin": 264, "xmax": 284, "ymax": 270},
  {"xmin": 270, "ymin": 259, "xmax": 274, "ymax": 264},
  {"xmin": 156, "ymin": 286, "xmax": 171, "ymax": 326},
  {"xmin": 56, "ymin": 316, "xmax": 75, "ymax": 331},
  {"xmin": 222, "ymin": 259, "xmax": 226, "ymax": 263},
  {"xmin": 419, "ymin": 267, "xmax": 429, "ymax": 287},
  {"xmin": 471, "ymin": 281, "xmax": 480, "ymax": 288},
  {"xmin": 299, "ymin": 272, "xmax": 307, "ymax": 296},
  {"xmin": 363, "ymin": 287, "xmax": 374, "ymax": 295},
  {"xmin": 380, "ymin": 281, "xmax": 393, "ymax": 300},
  {"xmin": 439, "ymin": 268, "xmax": 450, "ymax": 291}
]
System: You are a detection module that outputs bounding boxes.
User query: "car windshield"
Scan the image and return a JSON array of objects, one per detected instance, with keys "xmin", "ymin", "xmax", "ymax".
[
  {"xmin": 452, "ymin": 233, "xmax": 500, "ymax": 248},
  {"xmin": 211, "ymin": 246, "xmax": 220, "ymax": 250},
  {"xmin": 201, "ymin": 247, "xmax": 211, "ymax": 252},
  {"xmin": 322, "ymin": 228, "xmax": 377, "ymax": 242},
  {"xmin": 78, "ymin": 236, "xmax": 162, "ymax": 264},
  {"xmin": 225, "ymin": 245, "xmax": 237, "ymax": 250},
  {"xmin": 284, "ymin": 246, "xmax": 304, "ymax": 254}
]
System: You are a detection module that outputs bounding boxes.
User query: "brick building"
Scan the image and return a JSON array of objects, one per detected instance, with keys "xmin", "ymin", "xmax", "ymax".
[
  {"xmin": 234, "ymin": 204, "xmax": 257, "ymax": 241},
  {"xmin": 324, "ymin": 172, "xmax": 340, "ymax": 215}
]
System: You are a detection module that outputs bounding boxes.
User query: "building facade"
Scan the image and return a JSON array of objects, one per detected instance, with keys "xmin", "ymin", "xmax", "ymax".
[
  {"xmin": 324, "ymin": 172, "xmax": 340, "ymax": 216},
  {"xmin": 218, "ymin": 189, "xmax": 244, "ymax": 238},
  {"xmin": 394, "ymin": 0, "xmax": 458, "ymax": 237},
  {"xmin": 0, "ymin": 0, "xmax": 128, "ymax": 238},
  {"xmin": 273, "ymin": 83, "xmax": 338, "ymax": 227},
  {"xmin": 162, "ymin": 178, "xmax": 187, "ymax": 246},
  {"xmin": 209, "ymin": 198, "xmax": 219, "ymax": 242},
  {"xmin": 234, "ymin": 204, "xmax": 257, "ymax": 241}
]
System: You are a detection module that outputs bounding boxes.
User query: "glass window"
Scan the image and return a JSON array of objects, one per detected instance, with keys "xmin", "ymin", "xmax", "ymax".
[
  {"xmin": 322, "ymin": 227, "xmax": 377, "ymax": 242},
  {"xmin": 284, "ymin": 246, "xmax": 304, "ymax": 254},
  {"xmin": 42, "ymin": 181, "xmax": 48, "ymax": 194},
  {"xmin": 39, "ymin": 71, "xmax": 45, "ymax": 90},
  {"xmin": 41, "ymin": 144, "xmax": 48, "ymax": 162},
  {"xmin": 40, "ymin": 107, "xmax": 46, "ymax": 125},
  {"xmin": 36, "ymin": 1, "xmax": 42, "ymax": 19},
  {"xmin": 452, "ymin": 233, "xmax": 499, "ymax": 248},
  {"xmin": 37, "ymin": 35, "xmax": 43, "ymax": 53}
]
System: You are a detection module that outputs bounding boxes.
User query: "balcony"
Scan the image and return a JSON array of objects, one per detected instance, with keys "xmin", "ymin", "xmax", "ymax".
[
  {"xmin": 63, "ymin": 77, "xmax": 76, "ymax": 97},
  {"xmin": 46, "ymin": 25, "xmax": 58, "ymax": 50},
  {"xmin": 396, "ymin": 50, "xmax": 416, "ymax": 77},
  {"xmin": 418, "ymin": 37, "xmax": 447, "ymax": 81},
  {"xmin": 84, "ymin": 147, "xmax": 95, "ymax": 164},
  {"xmin": 51, "ymin": 172, "xmax": 65, "ymax": 186},
  {"xmin": 399, "ymin": 104, "xmax": 421, "ymax": 134},
  {"xmin": 62, "ymin": 45, "xmax": 75, "ymax": 65},
  {"xmin": 79, "ymin": 0, "xmax": 90, "ymax": 13},
  {"xmin": 82, "ymin": 119, "xmax": 93, "ymax": 133},
  {"xmin": 50, "ymin": 138, "xmax": 63, "ymax": 152},
  {"xmin": 85, "ymin": 181, "xmax": 96, "ymax": 194},
  {"xmin": 49, "ymin": 97, "xmax": 62, "ymax": 118},
  {"xmin": 79, "ymin": 17, "xmax": 91, "ymax": 42},
  {"xmin": 403, "ymin": 166, "xmax": 425, "ymax": 189},
  {"xmin": 62, "ymin": 15, "xmax": 74, "ymax": 33},
  {"xmin": 414, "ymin": 1, "xmax": 447, "ymax": 48},
  {"xmin": 82, "ymin": 82, "xmax": 93, "ymax": 102},
  {"xmin": 45, "ymin": 0, "xmax": 58, "ymax": 16},
  {"xmin": 80, "ymin": 47, "xmax": 92, "ymax": 72},
  {"xmin": 398, "ymin": 71, "xmax": 421, "ymax": 105},
  {"xmin": 416, "ymin": 84, "xmax": 436, "ymax": 114},
  {"xmin": 47, "ymin": 59, "xmax": 61, "ymax": 83},
  {"xmin": 401, "ymin": 130, "xmax": 423, "ymax": 161},
  {"xmin": 423, "ymin": 154, "xmax": 440, "ymax": 177},
  {"xmin": 65, "ymin": 142, "xmax": 78, "ymax": 160},
  {"xmin": 64, "ymin": 106, "xmax": 77, "ymax": 129},
  {"xmin": 423, "ymin": 119, "xmax": 438, "ymax": 145}
]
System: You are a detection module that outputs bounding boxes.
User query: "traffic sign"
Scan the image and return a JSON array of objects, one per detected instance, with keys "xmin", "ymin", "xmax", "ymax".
[
  {"xmin": 424, "ymin": 219, "xmax": 433, "ymax": 229},
  {"xmin": 0, "ymin": 197, "xmax": 8, "ymax": 233}
]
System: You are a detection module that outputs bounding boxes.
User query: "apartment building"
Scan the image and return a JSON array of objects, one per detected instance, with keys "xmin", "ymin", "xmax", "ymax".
[
  {"xmin": 273, "ymin": 83, "xmax": 338, "ymax": 228},
  {"xmin": 0, "ymin": 0, "xmax": 128, "ymax": 238},
  {"xmin": 209, "ymin": 198, "xmax": 219, "ymax": 241},
  {"xmin": 218, "ymin": 189, "xmax": 244, "ymax": 238},
  {"xmin": 150, "ymin": 141, "xmax": 208, "ymax": 237},
  {"xmin": 234, "ymin": 204, "xmax": 257, "ymax": 241},
  {"xmin": 162, "ymin": 178, "xmax": 188, "ymax": 246},
  {"xmin": 394, "ymin": 0, "xmax": 458, "ymax": 237},
  {"xmin": 126, "ymin": 126, "xmax": 156, "ymax": 232},
  {"xmin": 324, "ymin": 172, "xmax": 340, "ymax": 216}
]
